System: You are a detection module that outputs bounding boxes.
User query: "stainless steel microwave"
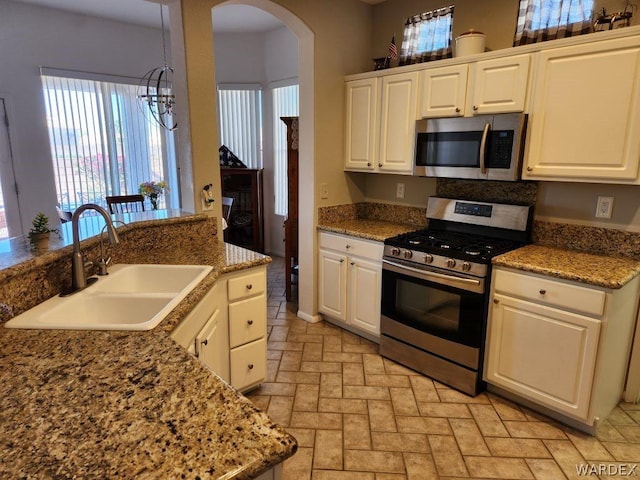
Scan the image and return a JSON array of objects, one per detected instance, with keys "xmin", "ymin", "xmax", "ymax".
[{"xmin": 414, "ymin": 113, "xmax": 527, "ymax": 181}]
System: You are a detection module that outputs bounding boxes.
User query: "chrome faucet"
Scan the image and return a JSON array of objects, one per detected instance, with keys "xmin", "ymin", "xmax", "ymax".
[{"xmin": 71, "ymin": 203, "xmax": 120, "ymax": 292}]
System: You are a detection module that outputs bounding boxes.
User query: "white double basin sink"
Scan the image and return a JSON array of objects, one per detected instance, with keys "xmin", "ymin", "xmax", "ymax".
[{"xmin": 4, "ymin": 264, "xmax": 212, "ymax": 331}]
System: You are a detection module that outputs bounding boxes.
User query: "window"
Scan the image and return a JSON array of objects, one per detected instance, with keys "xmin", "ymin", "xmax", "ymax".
[
  {"xmin": 41, "ymin": 73, "xmax": 178, "ymax": 212},
  {"xmin": 400, "ymin": 5, "xmax": 454, "ymax": 65},
  {"xmin": 272, "ymin": 84, "xmax": 299, "ymax": 217},
  {"xmin": 514, "ymin": 0, "xmax": 594, "ymax": 45},
  {"xmin": 217, "ymin": 85, "xmax": 263, "ymax": 169}
]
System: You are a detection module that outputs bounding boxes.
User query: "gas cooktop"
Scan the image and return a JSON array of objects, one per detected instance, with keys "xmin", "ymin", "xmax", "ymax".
[{"xmin": 385, "ymin": 229, "xmax": 522, "ymax": 264}]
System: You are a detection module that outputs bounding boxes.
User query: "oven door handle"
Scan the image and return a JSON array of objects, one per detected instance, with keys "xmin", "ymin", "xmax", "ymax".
[
  {"xmin": 383, "ymin": 259, "xmax": 481, "ymax": 287},
  {"xmin": 479, "ymin": 122, "xmax": 490, "ymax": 175}
]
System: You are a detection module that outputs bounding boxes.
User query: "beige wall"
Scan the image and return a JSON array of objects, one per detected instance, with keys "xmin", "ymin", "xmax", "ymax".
[
  {"xmin": 176, "ymin": 0, "xmax": 373, "ymax": 319},
  {"xmin": 369, "ymin": 0, "xmax": 640, "ymax": 231}
]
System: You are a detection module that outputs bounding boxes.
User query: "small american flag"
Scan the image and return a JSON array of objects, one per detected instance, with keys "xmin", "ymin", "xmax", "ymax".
[{"xmin": 388, "ymin": 35, "xmax": 398, "ymax": 60}]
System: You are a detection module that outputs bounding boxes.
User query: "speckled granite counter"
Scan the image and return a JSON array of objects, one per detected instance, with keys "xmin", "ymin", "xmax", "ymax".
[
  {"xmin": 317, "ymin": 219, "xmax": 417, "ymax": 242},
  {"xmin": 0, "ymin": 216, "xmax": 297, "ymax": 479},
  {"xmin": 493, "ymin": 244, "xmax": 640, "ymax": 289}
]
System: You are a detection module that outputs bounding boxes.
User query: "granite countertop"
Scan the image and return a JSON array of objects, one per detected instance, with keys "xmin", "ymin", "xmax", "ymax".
[
  {"xmin": 317, "ymin": 219, "xmax": 417, "ymax": 242},
  {"xmin": 493, "ymin": 244, "xmax": 640, "ymax": 289},
  {"xmin": 0, "ymin": 240, "xmax": 297, "ymax": 479}
]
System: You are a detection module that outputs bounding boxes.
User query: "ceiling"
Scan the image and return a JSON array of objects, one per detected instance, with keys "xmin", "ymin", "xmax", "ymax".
[{"xmin": 11, "ymin": 0, "xmax": 387, "ymax": 31}]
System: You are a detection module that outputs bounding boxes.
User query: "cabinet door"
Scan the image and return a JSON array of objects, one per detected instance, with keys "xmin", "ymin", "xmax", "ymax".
[
  {"xmin": 485, "ymin": 294, "xmax": 601, "ymax": 420},
  {"xmin": 318, "ymin": 248, "xmax": 347, "ymax": 321},
  {"xmin": 472, "ymin": 55, "xmax": 530, "ymax": 114},
  {"xmin": 419, "ymin": 65, "xmax": 468, "ymax": 118},
  {"xmin": 348, "ymin": 256, "xmax": 381, "ymax": 336},
  {"xmin": 196, "ymin": 307, "xmax": 230, "ymax": 382},
  {"xmin": 378, "ymin": 72, "xmax": 418, "ymax": 173},
  {"xmin": 345, "ymin": 78, "xmax": 378, "ymax": 171},
  {"xmin": 524, "ymin": 37, "xmax": 640, "ymax": 182}
]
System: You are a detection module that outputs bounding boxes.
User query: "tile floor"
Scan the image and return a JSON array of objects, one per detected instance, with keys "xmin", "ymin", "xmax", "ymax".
[{"xmin": 247, "ymin": 257, "xmax": 640, "ymax": 479}]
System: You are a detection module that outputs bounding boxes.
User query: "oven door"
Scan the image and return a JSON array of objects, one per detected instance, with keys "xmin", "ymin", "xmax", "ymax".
[{"xmin": 381, "ymin": 260, "xmax": 487, "ymax": 369}]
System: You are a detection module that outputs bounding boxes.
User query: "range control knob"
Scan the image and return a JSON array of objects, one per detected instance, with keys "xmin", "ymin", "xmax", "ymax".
[
  {"xmin": 446, "ymin": 258, "xmax": 457, "ymax": 268},
  {"xmin": 403, "ymin": 250, "xmax": 413, "ymax": 259},
  {"xmin": 391, "ymin": 247, "xmax": 401, "ymax": 256},
  {"xmin": 423, "ymin": 253, "xmax": 434, "ymax": 264},
  {"xmin": 462, "ymin": 261, "xmax": 471, "ymax": 272}
]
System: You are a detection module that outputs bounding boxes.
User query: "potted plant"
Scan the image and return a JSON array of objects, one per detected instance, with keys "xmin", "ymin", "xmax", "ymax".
[{"xmin": 28, "ymin": 212, "xmax": 58, "ymax": 252}]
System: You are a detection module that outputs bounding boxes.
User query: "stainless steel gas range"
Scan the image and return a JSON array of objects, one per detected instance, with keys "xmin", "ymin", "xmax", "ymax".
[{"xmin": 379, "ymin": 196, "xmax": 532, "ymax": 396}]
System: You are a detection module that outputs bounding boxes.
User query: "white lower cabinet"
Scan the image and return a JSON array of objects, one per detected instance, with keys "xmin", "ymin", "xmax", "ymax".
[
  {"xmin": 171, "ymin": 265, "xmax": 267, "ymax": 392},
  {"xmin": 318, "ymin": 232, "xmax": 383, "ymax": 338},
  {"xmin": 485, "ymin": 267, "xmax": 640, "ymax": 431}
]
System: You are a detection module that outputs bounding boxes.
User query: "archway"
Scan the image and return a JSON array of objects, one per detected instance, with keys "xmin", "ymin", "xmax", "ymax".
[{"xmin": 215, "ymin": 0, "xmax": 318, "ymax": 322}]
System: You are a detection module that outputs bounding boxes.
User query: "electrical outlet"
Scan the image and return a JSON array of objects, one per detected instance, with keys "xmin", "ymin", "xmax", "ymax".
[
  {"xmin": 396, "ymin": 183, "xmax": 405, "ymax": 199},
  {"xmin": 320, "ymin": 183, "xmax": 329, "ymax": 200},
  {"xmin": 595, "ymin": 196, "xmax": 614, "ymax": 219}
]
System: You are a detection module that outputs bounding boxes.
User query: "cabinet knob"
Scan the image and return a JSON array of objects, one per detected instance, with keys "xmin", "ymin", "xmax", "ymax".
[
  {"xmin": 339, "ymin": 258, "xmax": 344, "ymax": 263},
  {"xmin": 473, "ymin": 105, "xmax": 478, "ymax": 111},
  {"xmin": 367, "ymin": 162, "xmax": 372, "ymax": 167},
  {"xmin": 346, "ymin": 244, "xmax": 351, "ymax": 249},
  {"xmin": 247, "ymin": 319, "xmax": 254, "ymax": 325},
  {"xmin": 493, "ymin": 298, "xmax": 499, "ymax": 304},
  {"xmin": 350, "ymin": 262, "xmax": 355, "ymax": 266},
  {"xmin": 201, "ymin": 339, "xmax": 208, "ymax": 346},
  {"xmin": 539, "ymin": 289, "xmax": 546, "ymax": 295},
  {"xmin": 246, "ymin": 284, "xmax": 253, "ymax": 290},
  {"xmin": 248, "ymin": 364, "xmax": 254, "ymax": 370},
  {"xmin": 378, "ymin": 163, "xmax": 383, "ymax": 167},
  {"xmin": 455, "ymin": 107, "xmax": 461, "ymax": 113},
  {"xmin": 526, "ymin": 166, "xmax": 533, "ymax": 172}
]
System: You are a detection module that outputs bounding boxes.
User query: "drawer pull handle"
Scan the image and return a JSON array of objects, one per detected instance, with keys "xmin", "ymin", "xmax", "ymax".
[
  {"xmin": 345, "ymin": 244, "xmax": 351, "ymax": 249},
  {"xmin": 247, "ymin": 319, "xmax": 254, "ymax": 325},
  {"xmin": 339, "ymin": 259, "xmax": 344, "ymax": 263},
  {"xmin": 539, "ymin": 289, "xmax": 546, "ymax": 295},
  {"xmin": 455, "ymin": 107, "xmax": 461, "ymax": 113},
  {"xmin": 246, "ymin": 284, "xmax": 253, "ymax": 290},
  {"xmin": 367, "ymin": 162, "xmax": 372, "ymax": 167},
  {"xmin": 350, "ymin": 262, "xmax": 355, "ymax": 266},
  {"xmin": 248, "ymin": 364, "xmax": 254, "ymax": 370},
  {"xmin": 473, "ymin": 105, "xmax": 478, "ymax": 111},
  {"xmin": 201, "ymin": 339, "xmax": 208, "ymax": 346},
  {"xmin": 493, "ymin": 298, "xmax": 499, "ymax": 304}
]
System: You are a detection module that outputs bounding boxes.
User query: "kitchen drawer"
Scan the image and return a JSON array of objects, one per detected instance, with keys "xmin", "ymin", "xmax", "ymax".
[
  {"xmin": 228, "ymin": 270, "xmax": 266, "ymax": 302},
  {"xmin": 493, "ymin": 269, "xmax": 606, "ymax": 317},
  {"xmin": 319, "ymin": 231, "xmax": 383, "ymax": 260},
  {"xmin": 230, "ymin": 337, "xmax": 267, "ymax": 391},
  {"xmin": 229, "ymin": 294, "xmax": 266, "ymax": 348}
]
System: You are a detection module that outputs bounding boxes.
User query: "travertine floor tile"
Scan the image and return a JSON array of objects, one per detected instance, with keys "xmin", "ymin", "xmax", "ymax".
[
  {"xmin": 368, "ymin": 399, "xmax": 398, "ymax": 432},
  {"xmin": 602, "ymin": 441, "xmax": 640, "ymax": 462},
  {"xmin": 344, "ymin": 450, "xmax": 405, "ymax": 474},
  {"xmin": 465, "ymin": 456, "xmax": 534, "ymax": 479},
  {"xmin": 371, "ymin": 432, "xmax": 430, "ymax": 453},
  {"xmin": 312, "ymin": 471, "xmax": 374, "ymax": 480},
  {"xmin": 525, "ymin": 458, "xmax": 568, "ymax": 480},
  {"xmin": 565, "ymin": 429, "xmax": 614, "ymax": 461},
  {"xmin": 402, "ymin": 452, "xmax": 438, "ymax": 480},
  {"xmin": 419, "ymin": 402, "xmax": 472, "ymax": 419},
  {"xmin": 449, "ymin": 418, "xmax": 491, "ymax": 456},
  {"xmin": 318, "ymin": 398, "xmax": 368, "ymax": 414},
  {"xmin": 343, "ymin": 414, "xmax": 372, "ymax": 450},
  {"xmin": 485, "ymin": 437, "xmax": 551, "ymax": 458},
  {"xmin": 283, "ymin": 447, "xmax": 313, "ymax": 480},
  {"xmin": 389, "ymin": 387, "xmax": 420, "ymax": 416},
  {"xmin": 266, "ymin": 395, "xmax": 294, "ymax": 427},
  {"xmin": 313, "ymin": 429, "xmax": 343, "ymax": 470},
  {"xmin": 468, "ymin": 404, "xmax": 510, "ymax": 437},
  {"xmin": 428, "ymin": 434, "xmax": 468, "ymax": 477},
  {"xmin": 505, "ymin": 421, "xmax": 568, "ymax": 440},
  {"xmin": 293, "ymin": 384, "xmax": 320, "ymax": 412}
]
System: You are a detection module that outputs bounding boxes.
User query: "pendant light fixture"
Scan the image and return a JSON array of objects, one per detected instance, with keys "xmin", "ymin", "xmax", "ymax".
[{"xmin": 138, "ymin": 3, "xmax": 177, "ymax": 131}]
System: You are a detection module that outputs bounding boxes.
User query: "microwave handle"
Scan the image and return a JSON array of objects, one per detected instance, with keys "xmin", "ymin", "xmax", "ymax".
[{"xmin": 479, "ymin": 122, "xmax": 491, "ymax": 174}]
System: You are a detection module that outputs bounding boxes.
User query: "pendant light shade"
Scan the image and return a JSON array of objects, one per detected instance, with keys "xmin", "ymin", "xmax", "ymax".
[{"xmin": 138, "ymin": 4, "xmax": 177, "ymax": 131}]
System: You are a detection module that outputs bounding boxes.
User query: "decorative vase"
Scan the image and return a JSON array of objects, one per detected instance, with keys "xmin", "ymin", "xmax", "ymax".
[
  {"xmin": 149, "ymin": 196, "xmax": 159, "ymax": 210},
  {"xmin": 30, "ymin": 232, "xmax": 50, "ymax": 252}
]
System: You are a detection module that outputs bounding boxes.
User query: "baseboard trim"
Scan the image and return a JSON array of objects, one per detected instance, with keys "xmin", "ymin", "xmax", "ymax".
[{"xmin": 297, "ymin": 310, "xmax": 323, "ymax": 323}]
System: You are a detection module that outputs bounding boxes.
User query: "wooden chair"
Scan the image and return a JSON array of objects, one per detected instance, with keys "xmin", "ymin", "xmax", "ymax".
[
  {"xmin": 221, "ymin": 196, "xmax": 234, "ymax": 223},
  {"xmin": 106, "ymin": 194, "xmax": 145, "ymax": 214}
]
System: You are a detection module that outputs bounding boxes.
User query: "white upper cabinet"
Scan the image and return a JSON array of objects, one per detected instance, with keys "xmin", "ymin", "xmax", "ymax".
[
  {"xmin": 419, "ymin": 64, "xmax": 468, "ymax": 118},
  {"xmin": 472, "ymin": 55, "xmax": 530, "ymax": 114},
  {"xmin": 378, "ymin": 72, "xmax": 419, "ymax": 173},
  {"xmin": 523, "ymin": 36, "xmax": 640, "ymax": 183},
  {"xmin": 344, "ymin": 78, "xmax": 378, "ymax": 171},
  {"xmin": 345, "ymin": 72, "xmax": 417, "ymax": 174},
  {"xmin": 419, "ymin": 55, "xmax": 530, "ymax": 118}
]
